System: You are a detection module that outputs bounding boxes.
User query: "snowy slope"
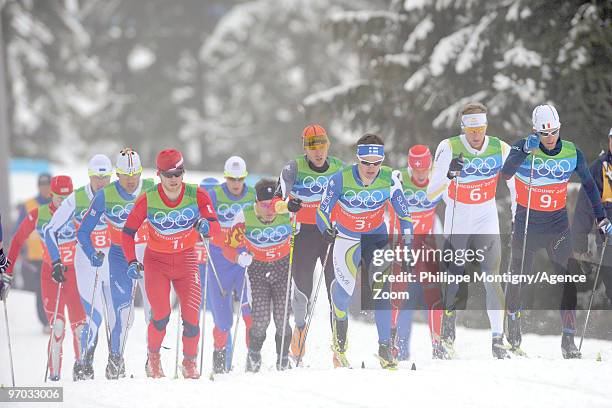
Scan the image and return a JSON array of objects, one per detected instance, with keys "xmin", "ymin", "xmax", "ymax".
[{"xmin": 1, "ymin": 287, "xmax": 612, "ymax": 408}]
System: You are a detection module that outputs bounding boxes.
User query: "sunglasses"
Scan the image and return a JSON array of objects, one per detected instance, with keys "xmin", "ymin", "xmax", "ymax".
[
  {"xmin": 537, "ymin": 128, "xmax": 560, "ymax": 138},
  {"xmin": 227, "ymin": 177, "xmax": 246, "ymax": 182},
  {"xmin": 160, "ymin": 168, "xmax": 185, "ymax": 178},
  {"xmin": 359, "ymin": 159, "xmax": 383, "ymax": 167}
]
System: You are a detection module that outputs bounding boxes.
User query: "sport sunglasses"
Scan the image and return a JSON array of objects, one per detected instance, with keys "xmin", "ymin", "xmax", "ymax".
[
  {"xmin": 160, "ymin": 168, "xmax": 185, "ymax": 178},
  {"xmin": 359, "ymin": 158, "xmax": 383, "ymax": 167},
  {"xmin": 537, "ymin": 128, "xmax": 560, "ymax": 138}
]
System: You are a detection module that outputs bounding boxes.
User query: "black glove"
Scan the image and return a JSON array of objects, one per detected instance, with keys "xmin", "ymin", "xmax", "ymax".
[
  {"xmin": 322, "ymin": 226, "xmax": 337, "ymax": 244},
  {"xmin": 0, "ymin": 248, "xmax": 10, "ymax": 274},
  {"xmin": 51, "ymin": 260, "xmax": 67, "ymax": 283},
  {"xmin": 447, "ymin": 153, "xmax": 464, "ymax": 179},
  {"xmin": 287, "ymin": 198, "xmax": 303, "ymax": 213}
]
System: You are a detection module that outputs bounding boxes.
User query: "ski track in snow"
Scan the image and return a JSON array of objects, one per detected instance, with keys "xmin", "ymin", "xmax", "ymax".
[{"xmin": 1, "ymin": 290, "xmax": 611, "ymax": 408}]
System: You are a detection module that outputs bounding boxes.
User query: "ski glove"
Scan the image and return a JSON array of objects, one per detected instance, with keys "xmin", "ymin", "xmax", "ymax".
[
  {"xmin": 598, "ymin": 218, "xmax": 612, "ymax": 238},
  {"xmin": 287, "ymin": 198, "xmax": 303, "ymax": 213},
  {"xmin": 0, "ymin": 248, "xmax": 10, "ymax": 274},
  {"xmin": 0, "ymin": 272, "xmax": 12, "ymax": 300},
  {"xmin": 237, "ymin": 252, "xmax": 253, "ymax": 268},
  {"xmin": 447, "ymin": 153, "xmax": 464, "ymax": 179},
  {"xmin": 51, "ymin": 260, "xmax": 67, "ymax": 283},
  {"xmin": 90, "ymin": 251, "xmax": 106, "ymax": 268},
  {"xmin": 194, "ymin": 218, "xmax": 211, "ymax": 238},
  {"xmin": 523, "ymin": 134, "xmax": 540, "ymax": 153},
  {"xmin": 322, "ymin": 226, "xmax": 337, "ymax": 244},
  {"xmin": 127, "ymin": 261, "xmax": 144, "ymax": 280}
]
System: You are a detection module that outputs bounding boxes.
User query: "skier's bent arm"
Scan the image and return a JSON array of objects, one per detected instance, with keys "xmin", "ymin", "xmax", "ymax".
[
  {"xmin": 575, "ymin": 148, "xmax": 605, "ymax": 220},
  {"xmin": 44, "ymin": 192, "xmax": 76, "ymax": 263},
  {"xmin": 196, "ymin": 188, "xmax": 221, "ymax": 237},
  {"xmin": 275, "ymin": 159, "xmax": 298, "ymax": 199},
  {"xmin": 427, "ymin": 139, "xmax": 452, "ymax": 202},
  {"xmin": 121, "ymin": 194, "xmax": 148, "ymax": 263},
  {"xmin": 316, "ymin": 171, "xmax": 342, "ymax": 233},
  {"xmin": 77, "ymin": 189, "xmax": 106, "ymax": 260},
  {"xmin": 501, "ymin": 139, "xmax": 528, "ymax": 181},
  {"xmin": 501, "ymin": 141, "xmax": 517, "ymax": 220},
  {"xmin": 5, "ymin": 208, "xmax": 38, "ymax": 275}
]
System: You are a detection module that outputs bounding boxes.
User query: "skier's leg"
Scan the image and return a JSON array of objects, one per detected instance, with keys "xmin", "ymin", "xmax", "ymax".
[
  {"xmin": 291, "ymin": 225, "xmax": 318, "ymax": 329},
  {"xmin": 41, "ymin": 262, "xmax": 66, "ymax": 380},
  {"xmin": 63, "ymin": 264, "xmax": 87, "ymax": 363},
  {"xmin": 108, "ymin": 245, "xmax": 137, "ymax": 356},
  {"xmin": 171, "ymin": 249, "xmax": 201, "ymax": 360},
  {"xmin": 473, "ymin": 234, "xmax": 505, "ymax": 336},
  {"xmin": 136, "ymin": 243, "xmax": 151, "ymax": 325},
  {"xmin": 245, "ymin": 261, "xmax": 269, "ymax": 372},
  {"xmin": 143, "ymin": 249, "xmax": 172, "ymax": 353},
  {"xmin": 270, "ymin": 257, "xmax": 292, "ymax": 368}
]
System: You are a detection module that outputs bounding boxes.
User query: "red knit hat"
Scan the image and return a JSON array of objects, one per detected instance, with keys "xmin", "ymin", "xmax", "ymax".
[
  {"xmin": 156, "ymin": 149, "xmax": 184, "ymax": 172},
  {"xmin": 408, "ymin": 145, "xmax": 432, "ymax": 170},
  {"xmin": 50, "ymin": 175, "xmax": 73, "ymax": 196}
]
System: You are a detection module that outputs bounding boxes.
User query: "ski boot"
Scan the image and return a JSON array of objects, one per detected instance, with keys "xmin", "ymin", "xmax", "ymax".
[
  {"xmin": 276, "ymin": 332, "xmax": 292, "ymax": 371},
  {"xmin": 246, "ymin": 349, "xmax": 262, "ymax": 373},
  {"xmin": 561, "ymin": 333, "xmax": 582, "ymax": 359},
  {"xmin": 73, "ymin": 361, "xmax": 84, "ymax": 381},
  {"xmin": 212, "ymin": 348, "xmax": 227, "ymax": 374},
  {"xmin": 181, "ymin": 357, "xmax": 200, "ymax": 379},
  {"xmin": 377, "ymin": 341, "xmax": 398, "ymax": 370},
  {"xmin": 492, "ymin": 335, "xmax": 510, "ymax": 359},
  {"xmin": 290, "ymin": 326, "xmax": 308, "ymax": 364},
  {"xmin": 331, "ymin": 319, "xmax": 350, "ymax": 368},
  {"xmin": 106, "ymin": 353, "xmax": 125, "ymax": 379},
  {"xmin": 145, "ymin": 351, "xmax": 165, "ymax": 378},
  {"xmin": 506, "ymin": 311, "xmax": 526, "ymax": 356},
  {"xmin": 432, "ymin": 341, "xmax": 452, "ymax": 360},
  {"xmin": 441, "ymin": 310, "xmax": 456, "ymax": 358}
]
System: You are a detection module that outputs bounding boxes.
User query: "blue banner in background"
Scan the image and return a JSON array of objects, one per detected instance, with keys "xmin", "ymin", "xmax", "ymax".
[{"xmin": 10, "ymin": 158, "xmax": 50, "ymax": 174}]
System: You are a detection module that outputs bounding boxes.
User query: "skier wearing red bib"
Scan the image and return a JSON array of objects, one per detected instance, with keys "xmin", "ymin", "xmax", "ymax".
[{"xmin": 121, "ymin": 149, "xmax": 220, "ymax": 379}]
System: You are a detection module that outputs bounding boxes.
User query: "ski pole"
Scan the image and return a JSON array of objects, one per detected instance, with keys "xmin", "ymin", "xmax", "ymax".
[
  {"xmin": 83, "ymin": 266, "xmax": 101, "ymax": 362},
  {"xmin": 444, "ymin": 153, "xmax": 463, "ymax": 312},
  {"xmin": 579, "ymin": 236, "xmax": 608, "ymax": 351},
  {"xmin": 199, "ymin": 255, "xmax": 210, "ymax": 375},
  {"xmin": 173, "ymin": 285, "xmax": 181, "ymax": 379},
  {"xmin": 279, "ymin": 215, "xmax": 298, "ymax": 370},
  {"xmin": 518, "ymin": 154, "xmax": 536, "ymax": 287},
  {"xmin": 201, "ymin": 236, "xmax": 227, "ymax": 298},
  {"xmin": 119, "ymin": 282, "xmax": 137, "ymax": 360},
  {"xmin": 3, "ymin": 298, "xmax": 15, "ymax": 386},
  {"xmin": 228, "ymin": 267, "xmax": 249, "ymax": 370},
  {"xmin": 295, "ymin": 242, "xmax": 332, "ymax": 367},
  {"xmin": 100, "ymin": 282, "xmax": 112, "ymax": 350},
  {"xmin": 44, "ymin": 283, "xmax": 63, "ymax": 382}
]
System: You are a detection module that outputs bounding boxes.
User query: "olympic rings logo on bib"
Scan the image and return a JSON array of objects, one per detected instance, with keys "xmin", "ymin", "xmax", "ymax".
[
  {"xmin": 217, "ymin": 202, "xmax": 248, "ymax": 220},
  {"xmin": 533, "ymin": 158, "xmax": 573, "ymax": 178},
  {"xmin": 42, "ymin": 222, "xmax": 76, "ymax": 242},
  {"xmin": 343, "ymin": 189, "xmax": 385, "ymax": 209},
  {"xmin": 302, "ymin": 175, "xmax": 329, "ymax": 194},
  {"xmin": 249, "ymin": 225, "xmax": 290, "ymax": 244},
  {"xmin": 463, "ymin": 157, "xmax": 499, "ymax": 176},
  {"xmin": 111, "ymin": 203, "xmax": 134, "ymax": 221},
  {"xmin": 403, "ymin": 189, "xmax": 432, "ymax": 209},
  {"xmin": 152, "ymin": 208, "xmax": 197, "ymax": 229}
]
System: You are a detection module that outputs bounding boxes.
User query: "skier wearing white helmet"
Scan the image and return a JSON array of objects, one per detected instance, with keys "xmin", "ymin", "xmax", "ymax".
[
  {"xmin": 502, "ymin": 105, "xmax": 612, "ymax": 358},
  {"xmin": 75, "ymin": 148, "xmax": 154, "ymax": 378},
  {"xmin": 204, "ymin": 156, "xmax": 254, "ymax": 374},
  {"xmin": 44, "ymin": 154, "xmax": 113, "ymax": 380}
]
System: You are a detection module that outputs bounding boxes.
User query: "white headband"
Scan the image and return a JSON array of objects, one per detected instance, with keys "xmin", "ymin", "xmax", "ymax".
[{"xmin": 461, "ymin": 113, "xmax": 487, "ymax": 128}]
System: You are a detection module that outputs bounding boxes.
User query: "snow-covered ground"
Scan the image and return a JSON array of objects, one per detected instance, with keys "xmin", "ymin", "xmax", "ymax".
[{"xmin": 1, "ymin": 287, "xmax": 612, "ymax": 408}]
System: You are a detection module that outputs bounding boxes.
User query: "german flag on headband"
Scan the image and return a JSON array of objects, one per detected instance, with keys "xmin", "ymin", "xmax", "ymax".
[{"xmin": 302, "ymin": 124, "xmax": 329, "ymax": 150}]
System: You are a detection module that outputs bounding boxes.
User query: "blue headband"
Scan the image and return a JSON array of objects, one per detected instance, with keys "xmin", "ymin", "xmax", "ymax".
[{"xmin": 357, "ymin": 144, "xmax": 385, "ymax": 159}]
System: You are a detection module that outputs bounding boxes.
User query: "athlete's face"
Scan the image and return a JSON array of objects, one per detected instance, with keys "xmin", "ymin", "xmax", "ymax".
[
  {"xmin": 464, "ymin": 125, "xmax": 487, "ymax": 150},
  {"xmin": 117, "ymin": 173, "xmax": 141, "ymax": 194},
  {"xmin": 256, "ymin": 199, "xmax": 275, "ymax": 221},
  {"xmin": 305, "ymin": 144, "xmax": 329, "ymax": 168},
  {"xmin": 51, "ymin": 194, "xmax": 65, "ymax": 208},
  {"xmin": 39, "ymin": 183, "xmax": 51, "ymax": 199},
  {"xmin": 411, "ymin": 168, "xmax": 429, "ymax": 185},
  {"xmin": 538, "ymin": 128, "xmax": 560, "ymax": 150},
  {"xmin": 225, "ymin": 177, "xmax": 245, "ymax": 196},
  {"xmin": 357, "ymin": 155, "xmax": 383, "ymax": 184},
  {"xmin": 89, "ymin": 175, "xmax": 111, "ymax": 193},
  {"xmin": 160, "ymin": 169, "xmax": 184, "ymax": 196}
]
